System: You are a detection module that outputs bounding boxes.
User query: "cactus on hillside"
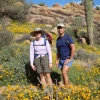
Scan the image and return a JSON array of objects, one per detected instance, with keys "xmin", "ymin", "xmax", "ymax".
[{"xmin": 84, "ymin": 0, "xmax": 94, "ymax": 45}]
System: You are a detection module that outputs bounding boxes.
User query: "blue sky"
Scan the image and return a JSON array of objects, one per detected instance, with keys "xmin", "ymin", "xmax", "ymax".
[{"xmin": 26, "ymin": 0, "xmax": 100, "ymax": 7}]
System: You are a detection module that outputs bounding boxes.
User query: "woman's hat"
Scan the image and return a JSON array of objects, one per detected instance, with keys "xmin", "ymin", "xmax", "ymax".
[{"xmin": 30, "ymin": 27, "xmax": 46, "ymax": 37}]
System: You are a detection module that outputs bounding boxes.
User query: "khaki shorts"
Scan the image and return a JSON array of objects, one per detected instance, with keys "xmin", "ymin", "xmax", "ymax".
[{"xmin": 34, "ymin": 55, "xmax": 51, "ymax": 74}]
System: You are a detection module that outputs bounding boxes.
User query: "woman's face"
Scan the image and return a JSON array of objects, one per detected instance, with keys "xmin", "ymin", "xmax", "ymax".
[{"xmin": 35, "ymin": 31, "xmax": 42, "ymax": 39}]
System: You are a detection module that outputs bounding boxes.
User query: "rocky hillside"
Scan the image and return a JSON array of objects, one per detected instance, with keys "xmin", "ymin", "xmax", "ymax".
[{"xmin": 26, "ymin": 2, "xmax": 100, "ymax": 27}]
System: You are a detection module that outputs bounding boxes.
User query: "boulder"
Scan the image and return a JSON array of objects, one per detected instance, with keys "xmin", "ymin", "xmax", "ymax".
[{"xmin": 50, "ymin": 27, "xmax": 58, "ymax": 34}]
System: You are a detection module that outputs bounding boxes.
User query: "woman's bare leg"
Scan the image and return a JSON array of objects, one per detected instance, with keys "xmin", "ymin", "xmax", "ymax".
[
  {"xmin": 45, "ymin": 73, "xmax": 52, "ymax": 87},
  {"xmin": 40, "ymin": 73, "xmax": 47, "ymax": 86}
]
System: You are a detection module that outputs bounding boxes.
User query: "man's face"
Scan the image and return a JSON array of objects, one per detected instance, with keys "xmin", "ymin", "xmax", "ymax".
[{"xmin": 57, "ymin": 26, "xmax": 65, "ymax": 35}]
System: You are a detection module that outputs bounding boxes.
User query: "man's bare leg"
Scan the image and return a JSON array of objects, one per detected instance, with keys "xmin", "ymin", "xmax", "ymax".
[{"xmin": 62, "ymin": 65, "xmax": 70, "ymax": 87}]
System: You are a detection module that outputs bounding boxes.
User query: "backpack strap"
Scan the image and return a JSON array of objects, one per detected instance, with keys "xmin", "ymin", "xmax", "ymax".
[
  {"xmin": 44, "ymin": 38, "xmax": 47, "ymax": 46},
  {"xmin": 66, "ymin": 34, "xmax": 71, "ymax": 51},
  {"xmin": 33, "ymin": 38, "xmax": 47, "ymax": 46},
  {"xmin": 33, "ymin": 39, "xmax": 48, "ymax": 58},
  {"xmin": 33, "ymin": 40, "xmax": 35, "ymax": 46},
  {"xmin": 66, "ymin": 34, "xmax": 69, "ymax": 45},
  {"xmin": 57, "ymin": 34, "xmax": 70, "ymax": 56}
]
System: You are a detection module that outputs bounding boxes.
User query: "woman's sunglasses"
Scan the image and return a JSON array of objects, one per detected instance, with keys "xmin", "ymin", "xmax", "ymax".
[{"xmin": 35, "ymin": 31, "xmax": 42, "ymax": 35}]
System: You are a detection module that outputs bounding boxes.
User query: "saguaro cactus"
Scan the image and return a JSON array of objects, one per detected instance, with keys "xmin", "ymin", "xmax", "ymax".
[{"xmin": 84, "ymin": 0, "xmax": 93, "ymax": 45}]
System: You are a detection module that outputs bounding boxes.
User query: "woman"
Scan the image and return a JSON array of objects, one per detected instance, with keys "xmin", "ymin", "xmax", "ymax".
[{"xmin": 30, "ymin": 27, "xmax": 52, "ymax": 87}]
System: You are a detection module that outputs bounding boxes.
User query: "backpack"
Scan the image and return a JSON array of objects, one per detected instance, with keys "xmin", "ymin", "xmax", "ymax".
[{"xmin": 42, "ymin": 33, "xmax": 52, "ymax": 45}]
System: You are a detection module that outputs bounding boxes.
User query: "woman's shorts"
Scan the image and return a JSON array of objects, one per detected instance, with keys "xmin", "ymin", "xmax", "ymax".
[
  {"xmin": 58, "ymin": 58, "xmax": 74, "ymax": 69},
  {"xmin": 34, "ymin": 55, "xmax": 51, "ymax": 74}
]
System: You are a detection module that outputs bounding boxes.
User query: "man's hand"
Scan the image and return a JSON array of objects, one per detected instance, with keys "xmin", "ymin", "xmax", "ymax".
[
  {"xmin": 31, "ymin": 65, "xmax": 36, "ymax": 71},
  {"xmin": 49, "ymin": 63, "xmax": 52, "ymax": 69},
  {"xmin": 55, "ymin": 61, "xmax": 59, "ymax": 68},
  {"xmin": 64, "ymin": 59, "xmax": 71, "ymax": 65}
]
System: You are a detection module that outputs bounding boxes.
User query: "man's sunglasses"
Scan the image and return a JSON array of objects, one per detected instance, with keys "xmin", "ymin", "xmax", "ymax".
[{"xmin": 57, "ymin": 26, "xmax": 63, "ymax": 29}]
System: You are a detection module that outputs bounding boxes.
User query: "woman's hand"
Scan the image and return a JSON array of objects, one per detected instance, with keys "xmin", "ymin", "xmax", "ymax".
[
  {"xmin": 31, "ymin": 65, "xmax": 36, "ymax": 71},
  {"xmin": 49, "ymin": 63, "xmax": 52, "ymax": 69}
]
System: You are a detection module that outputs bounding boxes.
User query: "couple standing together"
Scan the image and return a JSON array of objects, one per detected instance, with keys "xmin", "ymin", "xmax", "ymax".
[{"xmin": 30, "ymin": 23, "xmax": 75, "ymax": 87}]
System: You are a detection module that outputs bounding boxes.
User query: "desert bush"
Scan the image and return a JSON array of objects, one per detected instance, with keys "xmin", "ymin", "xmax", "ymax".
[
  {"xmin": 6, "ymin": 5, "xmax": 26, "ymax": 22},
  {"xmin": 0, "ymin": 43, "xmax": 22, "ymax": 64},
  {"xmin": 1, "ymin": 3, "xmax": 30, "ymax": 22},
  {"xmin": 0, "ymin": 0, "xmax": 28, "ymax": 22},
  {"xmin": 0, "ymin": 43, "xmax": 39, "ymax": 85},
  {"xmin": 38, "ymin": 3, "xmax": 46, "ymax": 6},
  {"xmin": 72, "ymin": 16, "xmax": 85, "ymax": 29},
  {"xmin": 93, "ymin": 25, "xmax": 100, "ymax": 45},
  {"xmin": 15, "ymin": 34, "xmax": 31, "ymax": 42},
  {"xmin": 0, "ymin": 30, "xmax": 14, "ymax": 49},
  {"xmin": 94, "ymin": 58, "xmax": 100, "ymax": 67},
  {"xmin": 95, "ymin": 6, "xmax": 100, "ymax": 10},
  {"xmin": 76, "ymin": 48, "xmax": 99, "ymax": 61}
]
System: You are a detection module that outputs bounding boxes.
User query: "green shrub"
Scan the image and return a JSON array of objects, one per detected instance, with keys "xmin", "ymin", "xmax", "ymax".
[
  {"xmin": 38, "ymin": 3, "xmax": 46, "ymax": 6},
  {"xmin": 0, "ymin": 43, "xmax": 39, "ymax": 86},
  {"xmin": 7, "ymin": 5, "xmax": 26, "ymax": 22},
  {"xmin": 95, "ymin": 6, "xmax": 100, "ymax": 10},
  {"xmin": 69, "ymin": 66, "xmax": 88, "ymax": 85},
  {"xmin": 0, "ymin": 30, "xmax": 14, "ymax": 49},
  {"xmin": 2, "ymin": 4, "xmax": 30, "ymax": 22},
  {"xmin": 0, "ymin": 0, "xmax": 28, "ymax": 22},
  {"xmin": 0, "ymin": 43, "xmax": 26, "ymax": 63},
  {"xmin": 71, "ymin": 16, "xmax": 85, "ymax": 29}
]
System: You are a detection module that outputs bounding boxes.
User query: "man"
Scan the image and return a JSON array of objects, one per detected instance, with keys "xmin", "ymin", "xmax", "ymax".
[{"xmin": 56, "ymin": 23, "xmax": 75, "ymax": 87}]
